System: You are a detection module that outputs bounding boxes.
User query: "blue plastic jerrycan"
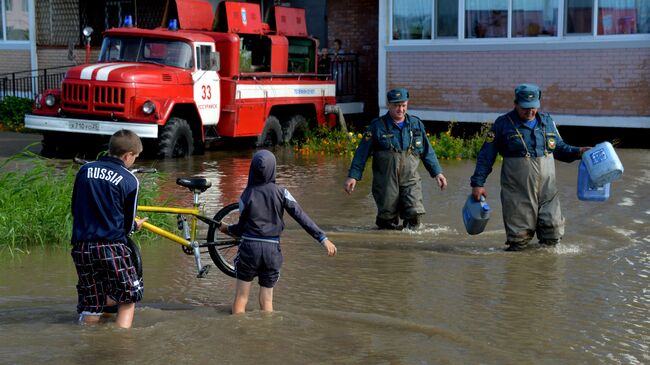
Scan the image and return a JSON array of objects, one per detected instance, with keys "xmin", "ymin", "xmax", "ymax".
[
  {"xmin": 577, "ymin": 160, "xmax": 610, "ymax": 201},
  {"xmin": 581, "ymin": 141, "xmax": 624, "ymax": 186},
  {"xmin": 462, "ymin": 194, "xmax": 490, "ymax": 235}
]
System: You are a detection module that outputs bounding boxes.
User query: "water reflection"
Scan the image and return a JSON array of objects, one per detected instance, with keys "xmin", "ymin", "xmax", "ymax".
[{"xmin": 1, "ymin": 147, "xmax": 649, "ymax": 364}]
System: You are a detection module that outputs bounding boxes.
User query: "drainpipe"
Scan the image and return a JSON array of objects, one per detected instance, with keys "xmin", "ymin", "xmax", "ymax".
[{"xmin": 29, "ymin": 0, "xmax": 38, "ymax": 98}]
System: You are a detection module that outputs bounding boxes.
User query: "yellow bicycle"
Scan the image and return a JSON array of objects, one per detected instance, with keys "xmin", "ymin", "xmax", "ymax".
[{"xmin": 74, "ymin": 158, "xmax": 241, "ymax": 279}]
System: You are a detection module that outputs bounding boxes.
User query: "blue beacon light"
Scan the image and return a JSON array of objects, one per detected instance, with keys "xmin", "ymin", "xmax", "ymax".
[
  {"xmin": 168, "ymin": 19, "xmax": 178, "ymax": 31},
  {"xmin": 124, "ymin": 15, "xmax": 133, "ymax": 27}
]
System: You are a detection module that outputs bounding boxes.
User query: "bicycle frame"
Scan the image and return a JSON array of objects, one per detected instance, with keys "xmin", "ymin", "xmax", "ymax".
[{"xmin": 136, "ymin": 192, "xmax": 222, "ymax": 278}]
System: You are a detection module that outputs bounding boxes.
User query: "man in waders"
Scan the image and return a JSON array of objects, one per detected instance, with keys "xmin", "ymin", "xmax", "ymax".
[
  {"xmin": 344, "ymin": 88, "xmax": 448, "ymax": 230},
  {"xmin": 470, "ymin": 84, "xmax": 589, "ymax": 251}
]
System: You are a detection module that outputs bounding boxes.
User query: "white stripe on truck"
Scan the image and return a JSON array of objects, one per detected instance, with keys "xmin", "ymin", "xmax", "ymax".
[{"xmin": 235, "ymin": 84, "xmax": 336, "ymax": 100}]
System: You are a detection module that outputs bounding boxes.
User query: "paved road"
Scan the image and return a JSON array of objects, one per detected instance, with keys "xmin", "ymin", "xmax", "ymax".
[{"xmin": 0, "ymin": 132, "xmax": 42, "ymax": 157}]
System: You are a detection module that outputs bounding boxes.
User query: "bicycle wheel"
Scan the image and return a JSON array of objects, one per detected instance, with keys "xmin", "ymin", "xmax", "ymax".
[
  {"xmin": 206, "ymin": 203, "xmax": 240, "ymax": 278},
  {"xmin": 126, "ymin": 237, "xmax": 143, "ymax": 279}
]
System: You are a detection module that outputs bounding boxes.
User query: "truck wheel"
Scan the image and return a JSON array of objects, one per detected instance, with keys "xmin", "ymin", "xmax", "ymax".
[
  {"xmin": 40, "ymin": 132, "xmax": 58, "ymax": 158},
  {"xmin": 283, "ymin": 114, "xmax": 308, "ymax": 144},
  {"xmin": 158, "ymin": 117, "xmax": 194, "ymax": 158},
  {"xmin": 256, "ymin": 116, "xmax": 282, "ymax": 147}
]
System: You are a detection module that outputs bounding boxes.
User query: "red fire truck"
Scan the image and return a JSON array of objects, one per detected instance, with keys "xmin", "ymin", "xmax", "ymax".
[{"xmin": 25, "ymin": 0, "xmax": 342, "ymax": 157}]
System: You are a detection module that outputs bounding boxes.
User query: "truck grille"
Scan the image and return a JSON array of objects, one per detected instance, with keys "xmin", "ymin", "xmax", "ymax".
[
  {"xmin": 62, "ymin": 83, "xmax": 89, "ymax": 110},
  {"xmin": 93, "ymin": 86, "xmax": 126, "ymax": 112},
  {"xmin": 61, "ymin": 81, "xmax": 126, "ymax": 113}
]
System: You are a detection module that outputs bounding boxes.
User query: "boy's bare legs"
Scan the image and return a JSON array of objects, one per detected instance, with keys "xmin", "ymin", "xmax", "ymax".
[
  {"xmin": 259, "ymin": 286, "xmax": 274, "ymax": 312},
  {"xmin": 232, "ymin": 279, "xmax": 252, "ymax": 314},
  {"xmin": 116, "ymin": 303, "xmax": 135, "ymax": 328}
]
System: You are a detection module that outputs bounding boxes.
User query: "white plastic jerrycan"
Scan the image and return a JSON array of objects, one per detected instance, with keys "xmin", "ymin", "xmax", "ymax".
[
  {"xmin": 581, "ymin": 141, "xmax": 624, "ymax": 186},
  {"xmin": 462, "ymin": 194, "xmax": 490, "ymax": 235},
  {"xmin": 577, "ymin": 160, "xmax": 610, "ymax": 202}
]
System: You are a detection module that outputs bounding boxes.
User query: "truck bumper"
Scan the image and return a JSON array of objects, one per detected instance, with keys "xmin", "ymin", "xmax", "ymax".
[{"xmin": 24, "ymin": 114, "xmax": 159, "ymax": 138}]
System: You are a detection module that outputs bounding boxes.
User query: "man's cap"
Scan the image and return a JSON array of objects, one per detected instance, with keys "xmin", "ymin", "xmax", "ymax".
[
  {"xmin": 387, "ymin": 88, "xmax": 409, "ymax": 103},
  {"xmin": 514, "ymin": 83, "xmax": 541, "ymax": 108}
]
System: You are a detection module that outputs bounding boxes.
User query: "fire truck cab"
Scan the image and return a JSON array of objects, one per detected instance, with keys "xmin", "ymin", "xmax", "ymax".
[{"xmin": 25, "ymin": 0, "xmax": 339, "ymax": 157}]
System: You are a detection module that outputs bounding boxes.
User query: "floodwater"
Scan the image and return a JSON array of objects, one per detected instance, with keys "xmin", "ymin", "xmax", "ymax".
[{"xmin": 1, "ymin": 147, "xmax": 649, "ymax": 365}]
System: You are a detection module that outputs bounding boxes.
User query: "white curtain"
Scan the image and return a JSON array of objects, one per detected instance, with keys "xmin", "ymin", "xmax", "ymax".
[{"xmin": 393, "ymin": 0, "xmax": 432, "ymax": 39}]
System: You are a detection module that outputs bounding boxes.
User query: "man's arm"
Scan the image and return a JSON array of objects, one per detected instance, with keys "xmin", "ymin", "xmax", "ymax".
[{"xmin": 470, "ymin": 123, "xmax": 499, "ymax": 189}]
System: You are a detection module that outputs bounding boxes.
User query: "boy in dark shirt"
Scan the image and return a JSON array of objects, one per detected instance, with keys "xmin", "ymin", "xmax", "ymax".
[
  {"xmin": 71, "ymin": 129, "xmax": 146, "ymax": 328},
  {"xmin": 219, "ymin": 149, "xmax": 337, "ymax": 314}
]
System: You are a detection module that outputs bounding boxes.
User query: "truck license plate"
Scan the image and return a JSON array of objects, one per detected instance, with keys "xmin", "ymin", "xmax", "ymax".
[{"xmin": 68, "ymin": 121, "xmax": 99, "ymax": 132}]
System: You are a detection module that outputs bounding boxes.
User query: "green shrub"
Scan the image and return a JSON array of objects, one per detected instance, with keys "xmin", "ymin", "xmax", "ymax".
[
  {"xmin": 293, "ymin": 122, "xmax": 489, "ymax": 160},
  {"xmin": 0, "ymin": 96, "xmax": 33, "ymax": 132},
  {"xmin": 428, "ymin": 123, "xmax": 489, "ymax": 160}
]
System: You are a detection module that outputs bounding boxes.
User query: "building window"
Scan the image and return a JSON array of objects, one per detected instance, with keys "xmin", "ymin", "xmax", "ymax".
[
  {"xmin": 513, "ymin": 0, "xmax": 558, "ymax": 37},
  {"xmin": 392, "ymin": 0, "xmax": 432, "ymax": 40},
  {"xmin": 566, "ymin": 0, "xmax": 593, "ymax": 34},
  {"xmin": 389, "ymin": 0, "xmax": 650, "ymax": 43},
  {"xmin": 598, "ymin": 0, "xmax": 650, "ymax": 35},
  {"xmin": 465, "ymin": 0, "xmax": 508, "ymax": 38},
  {"xmin": 2, "ymin": 0, "xmax": 29, "ymax": 41},
  {"xmin": 436, "ymin": 0, "xmax": 458, "ymax": 37}
]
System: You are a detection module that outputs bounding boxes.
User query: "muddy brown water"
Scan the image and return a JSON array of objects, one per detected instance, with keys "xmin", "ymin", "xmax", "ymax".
[{"xmin": 1, "ymin": 147, "xmax": 648, "ymax": 364}]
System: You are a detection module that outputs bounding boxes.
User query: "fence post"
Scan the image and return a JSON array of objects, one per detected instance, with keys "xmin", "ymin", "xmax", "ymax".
[{"xmin": 44, "ymin": 68, "xmax": 48, "ymax": 90}]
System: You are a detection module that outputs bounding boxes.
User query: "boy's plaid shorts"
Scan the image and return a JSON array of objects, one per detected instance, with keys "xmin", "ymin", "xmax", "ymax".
[{"xmin": 71, "ymin": 241, "xmax": 143, "ymax": 314}]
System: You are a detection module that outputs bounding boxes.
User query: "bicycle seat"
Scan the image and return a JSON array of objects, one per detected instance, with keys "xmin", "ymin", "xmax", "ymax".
[{"xmin": 176, "ymin": 178, "xmax": 212, "ymax": 193}]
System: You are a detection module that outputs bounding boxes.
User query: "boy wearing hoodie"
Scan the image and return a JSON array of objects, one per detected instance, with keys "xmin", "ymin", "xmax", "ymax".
[{"xmin": 219, "ymin": 149, "xmax": 337, "ymax": 314}]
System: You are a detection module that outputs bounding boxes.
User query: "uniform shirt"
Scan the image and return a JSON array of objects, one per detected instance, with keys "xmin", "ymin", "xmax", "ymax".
[
  {"xmin": 227, "ymin": 150, "xmax": 327, "ymax": 243},
  {"xmin": 470, "ymin": 110, "xmax": 581, "ymax": 187},
  {"xmin": 347, "ymin": 113, "xmax": 443, "ymax": 181},
  {"xmin": 71, "ymin": 156, "xmax": 139, "ymax": 242}
]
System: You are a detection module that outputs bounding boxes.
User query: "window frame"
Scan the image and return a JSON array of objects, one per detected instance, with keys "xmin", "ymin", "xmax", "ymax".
[
  {"xmin": 388, "ymin": 0, "xmax": 650, "ymax": 46},
  {"xmin": 0, "ymin": 0, "xmax": 31, "ymax": 44}
]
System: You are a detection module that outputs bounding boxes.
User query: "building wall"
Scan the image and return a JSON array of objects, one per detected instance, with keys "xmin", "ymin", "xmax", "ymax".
[
  {"xmin": 387, "ymin": 48, "xmax": 650, "ymax": 118},
  {"xmin": 36, "ymin": 47, "xmax": 99, "ymax": 70},
  {"xmin": 36, "ymin": 0, "xmax": 79, "ymax": 47},
  {"xmin": 327, "ymin": 0, "xmax": 379, "ymax": 117},
  {"xmin": 0, "ymin": 51, "xmax": 31, "ymax": 75}
]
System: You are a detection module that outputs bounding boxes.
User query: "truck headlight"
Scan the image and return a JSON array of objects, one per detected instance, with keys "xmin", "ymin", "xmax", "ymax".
[
  {"xmin": 45, "ymin": 94, "xmax": 56, "ymax": 107},
  {"xmin": 142, "ymin": 100, "xmax": 156, "ymax": 115}
]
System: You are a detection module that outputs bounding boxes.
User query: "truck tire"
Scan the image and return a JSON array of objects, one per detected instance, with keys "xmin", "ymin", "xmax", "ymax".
[
  {"xmin": 256, "ymin": 116, "xmax": 282, "ymax": 147},
  {"xmin": 158, "ymin": 117, "xmax": 194, "ymax": 158},
  {"xmin": 40, "ymin": 132, "xmax": 59, "ymax": 158},
  {"xmin": 283, "ymin": 114, "xmax": 308, "ymax": 144}
]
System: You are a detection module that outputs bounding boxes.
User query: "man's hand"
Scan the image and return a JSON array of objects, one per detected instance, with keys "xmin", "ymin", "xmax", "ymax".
[
  {"xmin": 344, "ymin": 177, "xmax": 357, "ymax": 194},
  {"xmin": 435, "ymin": 174, "xmax": 448, "ymax": 190},
  {"xmin": 579, "ymin": 146, "xmax": 591, "ymax": 156},
  {"xmin": 472, "ymin": 186, "xmax": 486, "ymax": 201}
]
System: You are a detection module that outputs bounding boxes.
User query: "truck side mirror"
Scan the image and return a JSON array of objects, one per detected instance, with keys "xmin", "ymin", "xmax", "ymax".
[{"xmin": 210, "ymin": 52, "xmax": 220, "ymax": 71}]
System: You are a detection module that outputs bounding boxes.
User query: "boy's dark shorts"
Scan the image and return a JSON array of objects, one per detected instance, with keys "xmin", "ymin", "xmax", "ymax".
[
  {"xmin": 71, "ymin": 241, "xmax": 143, "ymax": 314},
  {"xmin": 235, "ymin": 239, "xmax": 283, "ymax": 288}
]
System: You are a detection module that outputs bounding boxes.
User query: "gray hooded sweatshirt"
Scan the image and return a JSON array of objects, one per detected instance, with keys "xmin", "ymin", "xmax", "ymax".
[{"xmin": 227, "ymin": 150, "xmax": 327, "ymax": 244}]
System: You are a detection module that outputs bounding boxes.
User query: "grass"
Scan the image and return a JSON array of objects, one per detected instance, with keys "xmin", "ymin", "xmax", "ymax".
[{"xmin": 0, "ymin": 151, "xmax": 168, "ymax": 255}]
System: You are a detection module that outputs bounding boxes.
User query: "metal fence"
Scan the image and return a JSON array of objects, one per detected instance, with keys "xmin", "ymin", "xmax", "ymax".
[
  {"xmin": 319, "ymin": 53, "xmax": 359, "ymax": 103},
  {"xmin": 0, "ymin": 65, "xmax": 73, "ymax": 102}
]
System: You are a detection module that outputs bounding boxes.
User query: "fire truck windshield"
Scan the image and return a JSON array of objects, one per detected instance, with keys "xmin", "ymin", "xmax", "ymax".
[{"xmin": 99, "ymin": 36, "xmax": 194, "ymax": 69}]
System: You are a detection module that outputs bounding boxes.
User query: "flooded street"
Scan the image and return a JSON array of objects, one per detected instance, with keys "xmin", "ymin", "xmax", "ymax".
[{"xmin": 1, "ymin": 147, "xmax": 649, "ymax": 364}]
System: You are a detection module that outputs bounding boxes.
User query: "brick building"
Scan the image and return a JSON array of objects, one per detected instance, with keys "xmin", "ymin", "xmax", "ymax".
[{"xmin": 377, "ymin": 0, "xmax": 650, "ymax": 129}]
